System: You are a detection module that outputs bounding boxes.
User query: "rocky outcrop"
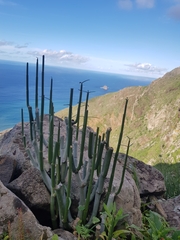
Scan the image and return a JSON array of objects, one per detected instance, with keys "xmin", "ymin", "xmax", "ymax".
[{"xmin": 0, "ymin": 115, "xmax": 174, "ymax": 238}]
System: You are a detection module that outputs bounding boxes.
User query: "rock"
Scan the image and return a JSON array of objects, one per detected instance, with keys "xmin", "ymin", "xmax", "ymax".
[
  {"xmin": 7, "ymin": 167, "xmax": 51, "ymax": 227},
  {"xmin": 0, "ymin": 155, "xmax": 17, "ymax": 185},
  {"xmin": 148, "ymin": 195, "xmax": 167, "ymax": 220},
  {"xmin": 118, "ymin": 153, "xmax": 166, "ymax": 197},
  {"xmin": 0, "ymin": 123, "xmax": 32, "ymax": 173},
  {"xmin": 106, "ymin": 159, "xmax": 142, "ymax": 227},
  {"xmin": 53, "ymin": 229, "xmax": 77, "ymax": 240},
  {"xmin": 160, "ymin": 195, "xmax": 180, "ymax": 229},
  {"xmin": 0, "ymin": 181, "xmax": 53, "ymax": 240}
]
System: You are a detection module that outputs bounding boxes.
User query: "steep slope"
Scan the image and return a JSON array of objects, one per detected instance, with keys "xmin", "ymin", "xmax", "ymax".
[{"xmin": 56, "ymin": 67, "xmax": 180, "ymax": 164}]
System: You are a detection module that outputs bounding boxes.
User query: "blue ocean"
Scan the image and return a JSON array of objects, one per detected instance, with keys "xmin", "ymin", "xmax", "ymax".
[{"xmin": 0, "ymin": 60, "xmax": 154, "ymax": 131}]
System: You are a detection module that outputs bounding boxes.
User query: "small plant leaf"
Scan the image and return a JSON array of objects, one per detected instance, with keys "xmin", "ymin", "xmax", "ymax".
[
  {"xmin": 78, "ymin": 205, "xmax": 85, "ymax": 211},
  {"xmin": 52, "ymin": 234, "xmax": 59, "ymax": 240},
  {"xmin": 113, "ymin": 229, "xmax": 130, "ymax": 238},
  {"xmin": 92, "ymin": 216, "xmax": 100, "ymax": 224}
]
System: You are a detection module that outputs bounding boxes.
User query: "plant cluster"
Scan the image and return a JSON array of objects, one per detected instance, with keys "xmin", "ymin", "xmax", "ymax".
[
  {"xmin": 21, "ymin": 56, "xmax": 131, "ymax": 237},
  {"xmin": 1, "ymin": 55, "xmax": 180, "ymax": 240}
]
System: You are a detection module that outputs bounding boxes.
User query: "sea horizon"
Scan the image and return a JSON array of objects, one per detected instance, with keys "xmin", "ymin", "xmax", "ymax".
[{"xmin": 0, "ymin": 60, "xmax": 155, "ymax": 132}]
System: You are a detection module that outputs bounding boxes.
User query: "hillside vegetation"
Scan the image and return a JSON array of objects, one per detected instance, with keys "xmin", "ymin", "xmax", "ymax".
[{"xmin": 56, "ymin": 67, "xmax": 180, "ymax": 164}]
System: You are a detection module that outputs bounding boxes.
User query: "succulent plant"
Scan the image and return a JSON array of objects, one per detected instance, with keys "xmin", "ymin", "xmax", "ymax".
[{"xmin": 21, "ymin": 55, "xmax": 130, "ymax": 232}]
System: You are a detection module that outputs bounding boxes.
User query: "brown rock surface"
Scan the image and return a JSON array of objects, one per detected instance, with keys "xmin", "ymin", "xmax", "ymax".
[
  {"xmin": 160, "ymin": 195, "xmax": 180, "ymax": 229},
  {"xmin": 0, "ymin": 181, "xmax": 53, "ymax": 240},
  {"xmin": 0, "ymin": 155, "xmax": 17, "ymax": 185},
  {"xmin": 118, "ymin": 153, "xmax": 166, "ymax": 197}
]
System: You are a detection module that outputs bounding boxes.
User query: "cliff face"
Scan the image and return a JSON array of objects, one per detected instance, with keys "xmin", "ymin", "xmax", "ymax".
[{"xmin": 56, "ymin": 67, "xmax": 180, "ymax": 164}]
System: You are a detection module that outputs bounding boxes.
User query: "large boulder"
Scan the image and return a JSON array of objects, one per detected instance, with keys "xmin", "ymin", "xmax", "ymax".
[
  {"xmin": 0, "ymin": 155, "xmax": 17, "ymax": 185},
  {"xmin": 7, "ymin": 167, "xmax": 51, "ymax": 227},
  {"xmin": 118, "ymin": 153, "xmax": 166, "ymax": 197},
  {"xmin": 0, "ymin": 181, "xmax": 53, "ymax": 240}
]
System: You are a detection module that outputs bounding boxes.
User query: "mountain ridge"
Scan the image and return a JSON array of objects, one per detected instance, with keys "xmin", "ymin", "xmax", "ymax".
[{"xmin": 56, "ymin": 66, "xmax": 180, "ymax": 164}]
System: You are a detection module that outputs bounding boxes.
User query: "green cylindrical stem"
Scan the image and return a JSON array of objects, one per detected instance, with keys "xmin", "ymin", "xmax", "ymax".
[
  {"xmin": 28, "ymin": 106, "xmax": 34, "ymax": 141},
  {"xmin": 76, "ymin": 109, "xmax": 88, "ymax": 172},
  {"xmin": 35, "ymin": 58, "xmax": 38, "ymax": 109},
  {"xmin": 21, "ymin": 108, "xmax": 24, "ymax": 136},
  {"xmin": 78, "ymin": 90, "xmax": 89, "ymax": 167},
  {"xmin": 55, "ymin": 183, "xmax": 66, "ymax": 228},
  {"xmin": 56, "ymin": 121, "xmax": 61, "ymax": 185},
  {"xmin": 105, "ymin": 98, "xmax": 128, "ymax": 203},
  {"xmin": 74, "ymin": 82, "xmax": 83, "ymax": 140},
  {"xmin": 21, "ymin": 108, "xmax": 26, "ymax": 148},
  {"xmin": 26, "ymin": 62, "xmax": 29, "ymax": 107},
  {"xmin": 74, "ymin": 80, "xmax": 89, "ymax": 140},
  {"xmin": 48, "ymin": 114, "xmax": 54, "ymax": 165},
  {"xmin": 51, "ymin": 142, "xmax": 58, "ymax": 188},
  {"xmin": 41, "ymin": 55, "xmax": 45, "ymax": 98},
  {"xmin": 35, "ymin": 107, "xmax": 40, "ymax": 130},
  {"xmin": 60, "ymin": 135, "xmax": 68, "ymax": 183},
  {"xmin": 72, "ymin": 141, "xmax": 78, "ymax": 168},
  {"xmin": 67, "ymin": 89, "xmax": 73, "ymax": 157},
  {"xmin": 50, "ymin": 142, "xmax": 59, "ymax": 229},
  {"xmin": 87, "ymin": 147, "xmax": 113, "ymax": 227},
  {"xmin": 116, "ymin": 137, "xmax": 131, "ymax": 196},
  {"xmin": 82, "ymin": 131, "xmax": 96, "ymax": 225},
  {"xmin": 105, "ymin": 127, "xmax": 112, "ymax": 149},
  {"xmin": 95, "ymin": 139, "xmax": 104, "ymax": 176},
  {"xmin": 64, "ymin": 146, "xmax": 73, "ymax": 228},
  {"xmin": 39, "ymin": 56, "xmax": 45, "ymax": 172},
  {"xmin": 49, "ymin": 78, "xmax": 53, "ymax": 120},
  {"xmin": 77, "ymin": 158, "xmax": 91, "ymax": 219},
  {"xmin": 32, "ymin": 120, "xmax": 37, "ymax": 141},
  {"xmin": 88, "ymin": 131, "xmax": 94, "ymax": 159}
]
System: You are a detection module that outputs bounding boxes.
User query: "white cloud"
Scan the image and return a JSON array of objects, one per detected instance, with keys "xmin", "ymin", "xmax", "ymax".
[
  {"xmin": 125, "ymin": 62, "xmax": 166, "ymax": 75},
  {"xmin": 136, "ymin": 0, "xmax": 154, "ymax": 8},
  {"xmin": 27, "ymin": 49, "xmax": 89, "ymax": 64},
  {"xmin": 118, "ymin": 0, "xmax": 133, "ymax": 10},
  {"xmin": 168, "ymin": 4, "xmax": 180, "ymax": 20}
]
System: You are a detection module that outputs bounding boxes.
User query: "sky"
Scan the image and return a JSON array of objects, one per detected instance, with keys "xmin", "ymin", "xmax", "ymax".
[{"xmin": 0, "ymin": 0, "xmax": 180, "ymax": 78}]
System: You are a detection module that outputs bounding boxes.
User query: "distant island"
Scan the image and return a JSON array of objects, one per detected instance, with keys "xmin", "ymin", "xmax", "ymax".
[{"xmin": 101, "ymin": 85, "xmax": 108, "ymax": 90}]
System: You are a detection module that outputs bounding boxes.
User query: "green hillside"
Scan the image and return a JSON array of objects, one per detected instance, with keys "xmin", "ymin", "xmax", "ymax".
[{"xmin": 56, "ymin": 67, "xmax": 180, "ymax": 164}]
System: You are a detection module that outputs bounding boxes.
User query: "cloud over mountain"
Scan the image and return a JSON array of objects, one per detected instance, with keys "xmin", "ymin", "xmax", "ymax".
[{"xmin": 125, "ymin": 62, "xmax": 166, "ymax": 75}]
